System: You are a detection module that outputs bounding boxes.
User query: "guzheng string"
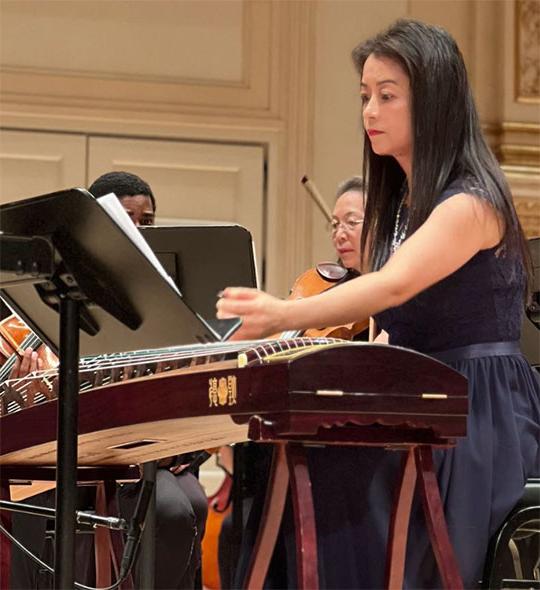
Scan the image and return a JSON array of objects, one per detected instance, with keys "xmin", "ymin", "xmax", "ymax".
[{"xmin": 0, "ymin": 337, "xmax": 339, "ymax": 415}]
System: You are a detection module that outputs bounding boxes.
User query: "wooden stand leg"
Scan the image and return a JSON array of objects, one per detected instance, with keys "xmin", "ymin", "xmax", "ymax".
[
  {"xmin": 385, "ymin": 449, "xmax": 416, "ymax": 590},
  {"xmin": 0, "ymin": 481, "xmax": 12, "ymax": 590},
  {"xmin": 243, "ymin": 444, "xmax": 290, "ymax": 590},
  {"xmin": 414, "ymin": 446, "xmax": 463, "ymax": 590},
  {"xmin": 286, "ymin": 443, "xmax": 319, "ymax": 590}
]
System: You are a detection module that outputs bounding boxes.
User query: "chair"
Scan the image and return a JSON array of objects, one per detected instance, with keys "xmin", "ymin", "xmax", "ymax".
[
  {"xmin": 483, "ymin": 239, "xmax": 540, "ymax": 588},
  {"xmin": 482, "ymin": 478, "xmax": 540, "ymax": 589}
]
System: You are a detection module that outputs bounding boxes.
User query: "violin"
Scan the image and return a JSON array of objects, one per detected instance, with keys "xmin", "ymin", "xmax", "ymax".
[
  {"xmin": 278, "ymin": 261, "xmax": 370, "ymax": 340},
  {"xmin": 0, "ymin": 315, "xmax": 55, "ymax": 376},
  {"xmin": 293, "ymin": 177, "xmax": 370, "ymax": 340},
  {"xmin": 0, "ymin": 314, "xmax": 35, "ymax": 364},
  {"xmin": 0, "ymin": 314, "xmax": 57, "ymax": 410}
]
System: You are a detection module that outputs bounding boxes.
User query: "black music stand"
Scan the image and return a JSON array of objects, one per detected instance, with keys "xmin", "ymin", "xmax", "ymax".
[
  {"xmin": 140, "ymin": 224, "xmax": 258, "ymax": 339},
  {"xmin": 0, "ymin": 188, "xmax": 220, "ymax": 589}
]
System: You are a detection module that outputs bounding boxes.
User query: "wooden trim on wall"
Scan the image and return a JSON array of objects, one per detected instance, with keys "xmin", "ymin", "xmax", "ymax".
[
  {"xmin": 515, "ymin": 0, "xmax": 540, "ymax": 104},
  {"xmin": 265, "ymin": 0, "xmax": 316, "ymax": 295},
  {"xmin": 0, "ymin": 2, "xmax": 273, "ymax": 117},
  {"xmin": 484, "ymin": 121, "xmax": 539, "ymax": 236},
  {"xmin": 512, "ymin": 195, "xmax": 540, "ymax": 238},
  {"xmin": 499, "ymin": 122, "xmax": 540, "ymax": 168}
]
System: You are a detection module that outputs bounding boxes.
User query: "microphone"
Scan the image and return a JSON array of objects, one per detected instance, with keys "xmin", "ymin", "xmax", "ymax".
[{"xmin": 119, "ymin": 479, "xmax": 155, "ymax": 579}]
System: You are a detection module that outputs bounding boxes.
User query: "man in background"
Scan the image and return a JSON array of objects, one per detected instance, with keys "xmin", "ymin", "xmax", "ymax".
[{"xmin": 88, "ymin": 171, "xmax": 208, "ymax": 590}]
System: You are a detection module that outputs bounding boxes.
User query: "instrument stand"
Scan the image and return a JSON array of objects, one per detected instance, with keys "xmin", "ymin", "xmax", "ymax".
[
  {"xmin": 0, "ymin": 188, "xmax": 219, "ymax": 590},
  {"xmin": 243, "ymin": 438, "xmax": 464, "ymax": 590}
]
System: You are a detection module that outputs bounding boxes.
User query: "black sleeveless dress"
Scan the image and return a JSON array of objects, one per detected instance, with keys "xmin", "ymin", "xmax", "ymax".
[{"xmin": 305, "ymin": 184, "xmax": 540, "ymax": 588}]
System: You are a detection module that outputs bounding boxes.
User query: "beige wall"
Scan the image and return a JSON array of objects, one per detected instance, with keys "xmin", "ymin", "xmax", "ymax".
[{"xmin": 1, "ymin": 0, "xmax": 539, "ymax": 294}]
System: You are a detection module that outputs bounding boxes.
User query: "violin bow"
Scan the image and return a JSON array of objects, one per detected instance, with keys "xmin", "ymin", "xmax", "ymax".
[{"xmin": 301, "ymin": 175, "xmax": 333, "ymax": 223}]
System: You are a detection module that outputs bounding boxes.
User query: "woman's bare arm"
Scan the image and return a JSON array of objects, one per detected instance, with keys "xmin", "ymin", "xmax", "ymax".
[{"xmin": 217, "ymin": 193, "xmax": 503, "ymax": 339}]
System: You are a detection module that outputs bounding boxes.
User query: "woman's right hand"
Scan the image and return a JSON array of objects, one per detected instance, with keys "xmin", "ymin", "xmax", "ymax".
[{"xmin": 216, "ymin": 287, "xmax": 288, "ymax": 340}]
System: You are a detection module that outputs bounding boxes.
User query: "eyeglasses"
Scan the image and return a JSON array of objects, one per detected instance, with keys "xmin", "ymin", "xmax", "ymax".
[{"xmin": 329, "ymin": 218, "xmax": 364, "ymax": 236}]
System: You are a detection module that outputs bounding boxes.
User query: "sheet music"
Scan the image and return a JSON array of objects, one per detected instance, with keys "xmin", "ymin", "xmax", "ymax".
[{"xmin": 96, "ymin": 193, "xmax": 181, "ymax": 296}]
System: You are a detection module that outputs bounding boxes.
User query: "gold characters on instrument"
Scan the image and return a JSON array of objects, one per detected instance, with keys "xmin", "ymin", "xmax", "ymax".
[{"xmin": 208, "ymin": 375, "xmax": 238, "ymax": 408}]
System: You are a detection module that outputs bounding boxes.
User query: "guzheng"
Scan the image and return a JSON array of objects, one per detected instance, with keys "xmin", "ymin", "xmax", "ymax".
[{"xmin": 0, "ymin": 338, "xmax": 468, "ymax": 466}]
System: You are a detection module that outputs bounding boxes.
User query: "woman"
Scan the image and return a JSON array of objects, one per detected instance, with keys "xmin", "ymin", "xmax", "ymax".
[
  {"xmin": 329, "ymin": 175, "xmax": 374, "ymax": 341},
  {"xmin": 330, "ymin": 176, "xmax": 365, "ymax": 274},
  {"xmin": 217, "ymin": 20, "xmax": 540, "ymax": 588},
  {"xmin": 88, "ymin": 171, "xmax": 208, "ymax": 590}
]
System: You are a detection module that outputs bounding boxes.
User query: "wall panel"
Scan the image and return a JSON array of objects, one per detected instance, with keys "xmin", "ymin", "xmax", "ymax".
[
  {"xmin": 0, "ymin": 0, "xmax": 272, "ymax": 115},
  {"xmin": 0, "ymin": 129, "xmax": 86, "ymax": 203}
]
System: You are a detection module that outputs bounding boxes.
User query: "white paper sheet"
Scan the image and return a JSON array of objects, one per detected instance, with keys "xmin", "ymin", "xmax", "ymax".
[{"xmin": 96, "ymin": 193, "xmax": 181, "ymax": 296}]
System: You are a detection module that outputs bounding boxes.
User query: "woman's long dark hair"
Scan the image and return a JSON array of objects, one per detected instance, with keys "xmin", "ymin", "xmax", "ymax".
[{"xmin": 352, "ymin": 19, "xmax": 530, "ymax": 286}]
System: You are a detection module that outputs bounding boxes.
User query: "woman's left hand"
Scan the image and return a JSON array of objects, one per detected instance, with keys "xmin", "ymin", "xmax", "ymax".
[{"xmin": 216, "ymin": 287, "xmax": 287, "ymax": 340}]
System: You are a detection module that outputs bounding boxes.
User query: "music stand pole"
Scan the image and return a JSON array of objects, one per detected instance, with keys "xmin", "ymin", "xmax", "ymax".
[{"xmin": 54, "ymin": 297, "xmax": 80, "ymax": 589}]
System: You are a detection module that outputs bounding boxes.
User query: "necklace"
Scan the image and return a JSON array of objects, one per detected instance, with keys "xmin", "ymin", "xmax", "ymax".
[{"xmin": 391, "ymin": 196, "xmax": 409, "ymax": 253}]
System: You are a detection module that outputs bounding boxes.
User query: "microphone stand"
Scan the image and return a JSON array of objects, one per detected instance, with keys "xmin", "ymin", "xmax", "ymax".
[
  {"xmin": 0, "ymin": 500, "xmax": 127, "ymax": 531},
  {"xmin": 0, "ymin": 478, "xmax": 155, "ymax": 584}
]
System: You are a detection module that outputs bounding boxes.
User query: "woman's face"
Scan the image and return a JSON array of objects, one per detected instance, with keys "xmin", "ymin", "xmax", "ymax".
[
  {"xmin": 360, "ymin": 54, "xmax": 412, "ymax": 166},
  {"xmin": 331, "ymin": 190, "xmax": 365, "ymax": 272},
  {"xmin": 119, "ymin": 194, "xmax": 155, "ymax": 227}
]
